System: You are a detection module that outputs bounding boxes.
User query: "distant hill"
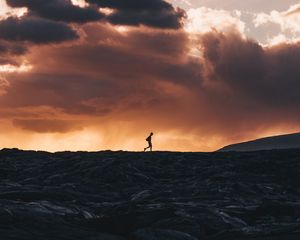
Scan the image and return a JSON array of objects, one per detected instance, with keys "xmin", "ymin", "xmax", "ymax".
[{"xmin": 219, "ymin": 132, "xmax": 300, "ymax": 152}]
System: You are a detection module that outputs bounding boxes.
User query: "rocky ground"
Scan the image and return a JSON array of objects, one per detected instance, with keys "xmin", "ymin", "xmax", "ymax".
[{"xmin": 0, "ymin": 148, "xmax": 300, "ymax": 240}]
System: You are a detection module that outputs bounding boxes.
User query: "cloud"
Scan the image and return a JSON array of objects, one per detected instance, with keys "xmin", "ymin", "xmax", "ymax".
[
  {"xmin": 71, "ymin": 0, "xmax": 88, "ymax": 8},
  {"xmin": 173, "ymin": 0, "xmax": 300, "ymax": 12},
  {"xmin": 285, "ymin": 5, "xmax": 300, "ymax": 16},
  {"xmin": 6, "ymin": 0, "xmax": 103, "ymax": 23},
  {"xmin": 0, "ymin": 40, "xmax": 29, "ymax": 74},
  {"xmin": 13, "ymin": 118, "xmax": 83, "ymax": 133},
  {"xmin": 0, "ymin": 23, "xmax": 198, "ymax": 112},
  {"xmin": 0, "ymin": 0, "xmax": 27, "ymax": 19},
  {"xmin": 185, "ymin": 7, "xmax": 245, "ymax": 35},
  {"xmin": 199, "ymin": 30, "xmax": 300, "ymax": 122},
  {"xmin": 87, "ymin": 0, "xmax": 186, "ymax": 29},
  {"xmin": 5, "ymin": 0, "xmax": 186, "ymax": 29},
  {"xmin": 0, "ymin": 23, "xmax": 201, "ymax": 140},
  {"xmin": 0, "ymin": 40, "xmax": 27, "ymax": 66},
  {"xmin": 0, "ymin": 20, "xmax": 300, "ymax": 151},
  {"xmin": 0, "ymin": 41, "xmax": 27, "ymax": 55},
  {"xmin": 254, "ymin": 3, "xmax": 300, "ymax": 44},
  {"xmin": 0, "ymin": 16, "xmax": 79, "ymax": 43},
  {"xmin": 0, "ymin": 76, "xmax": 9, "ymax": 96},
  {"xmin": 105, "ymin": 7, "xmax": 186, "ymax": 29}
]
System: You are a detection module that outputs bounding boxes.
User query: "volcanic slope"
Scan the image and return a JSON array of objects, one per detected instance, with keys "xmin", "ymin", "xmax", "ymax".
[
  {"xmin": 0, "ymin": 148, "xmax": 300, "ymax": 240},
  {"xmin": 219, "ymin": 132, "xmax": 300, "ymax": 152}
]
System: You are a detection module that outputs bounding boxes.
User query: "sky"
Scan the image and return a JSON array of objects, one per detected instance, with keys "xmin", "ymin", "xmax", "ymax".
[{"xmin": 0, "ymin": 0, "xmax": 299, "ymax": 152}]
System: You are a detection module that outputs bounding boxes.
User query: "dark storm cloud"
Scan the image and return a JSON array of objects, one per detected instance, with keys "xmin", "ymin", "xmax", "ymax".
[
  {"xmin": 88, "ymin": 0, "xmax": 175, "ymax": 10},
  {"xmin": 13, "ymin": 119, "xmax": 83, "ymax": 133},
  {"xmin": 87, "ymin": 0, "xmax": 186, "ymax": 28},
  {"xmin": 1, "ymin": 21, "xmax": 300, "ymax": 146},
  {"xmin": 0, "ymin": 41, "xmax": 27, "ymax": 55},
  {"xmin": 6, "ymin": 0, "xmax": 103, "ymax": 23},
  {"xmin": 0, "ymin": 16, "xmax": 79, "ymax": 44},
  {"xmin": 0, "ymin": 24, "xmax": 199, "ymax": 118},
  {"xmin": 0, "ymin": 41, "xmax": 27, "ymax": 66},
  {"xmin": 200, "ymin": 31, "xmax": 300, "ymax": 109},
  {"xmin": 5, "ymin": 0, "xmax": 185, "ymax": 29},
  {"xmin": 105, "ymin": 7, "xmax": 186, "ymax": 29},
  {"xmin": 4, "ymin": 24, "xmax": 300, "ymax": 119}
]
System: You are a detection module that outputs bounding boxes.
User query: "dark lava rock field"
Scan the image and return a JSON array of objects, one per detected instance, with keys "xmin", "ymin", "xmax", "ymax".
[{"xmin": 0, "ymin": 148, "xmax": 300, "ymax": 240}]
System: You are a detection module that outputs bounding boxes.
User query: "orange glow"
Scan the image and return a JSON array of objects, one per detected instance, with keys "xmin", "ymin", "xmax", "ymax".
[{"xmin": 0, "ymin": 113, "xmax": 299, "ymax": 152}]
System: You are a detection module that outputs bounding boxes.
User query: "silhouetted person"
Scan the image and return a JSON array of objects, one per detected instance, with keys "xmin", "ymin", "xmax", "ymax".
[{"xmin": 144, "ymin": 132, "xmax": 153, "ymax": 152}]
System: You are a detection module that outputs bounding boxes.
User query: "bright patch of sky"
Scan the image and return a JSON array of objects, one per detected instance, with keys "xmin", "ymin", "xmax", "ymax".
[
  {"xmin": 0, "ymin": 0, "xmax": 27, "ymax": 19},
  {"xmin": 0, "ymin": 0, "xmax": 7, "ymax": 16},
  {"xmin": 172, "ymin": 0, "xmax": 299, "ymax": 12},
  {"xmin": 171, "ymin": 0, "xmax": 300, "ymax": 45}
]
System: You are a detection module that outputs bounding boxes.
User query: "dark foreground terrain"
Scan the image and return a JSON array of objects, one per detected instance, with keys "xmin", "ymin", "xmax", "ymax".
[{"xmin": 0, "ymin": 149, "xmax": 300, "ymax": 240}]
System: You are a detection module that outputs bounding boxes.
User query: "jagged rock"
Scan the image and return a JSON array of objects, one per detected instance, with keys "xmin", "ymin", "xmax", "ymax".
[
  {"xmin": 132, "ymin": 228, "xmax": 198, "ymax": 240},
  {"xmin": 0, "ymin": 149, "xmax": 299, "ymax": 239},
  {"xmin": 131, "ymin": 190, "xmax": 153, "ymax": 202},
  {"xmin": 87, "ymin": 234, "xmax": 126, "ymax": 240}
]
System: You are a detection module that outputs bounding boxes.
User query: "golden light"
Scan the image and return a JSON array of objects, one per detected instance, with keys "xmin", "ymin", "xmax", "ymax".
[
  {"xmin": 71, "ymin": 0, "xmax": 89, "ymax": 8},
  {"xmin": 99, "ymin": 7, "xmax": 115, "ymax": 15},
  {"xmin": 0, "ymin": 63, "xmax": 32, "ymax": 73},
  {"xmin": 114, "ymin": 26, "xmax": 129, "ymax": 33}
]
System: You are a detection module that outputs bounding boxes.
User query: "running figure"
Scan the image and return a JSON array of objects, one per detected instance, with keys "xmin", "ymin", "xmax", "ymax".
[{"xmin": 144, "ymin": 132, "xmax": 153, "ymax": 152}]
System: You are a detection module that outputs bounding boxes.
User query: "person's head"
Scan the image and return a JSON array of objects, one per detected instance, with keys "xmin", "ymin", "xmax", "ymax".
[{"xmin": 150, "ymin": 132, "xmax": 153, "ymax": 136}]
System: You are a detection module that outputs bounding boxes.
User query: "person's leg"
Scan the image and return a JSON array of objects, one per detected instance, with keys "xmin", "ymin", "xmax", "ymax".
[
  {"xmin": 144, "ymin": 142, "xmax": 151, "ymax": 152},
  {"xmin": 144, "ymin": 145, "xmax": 150, "ymax": 151}
]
